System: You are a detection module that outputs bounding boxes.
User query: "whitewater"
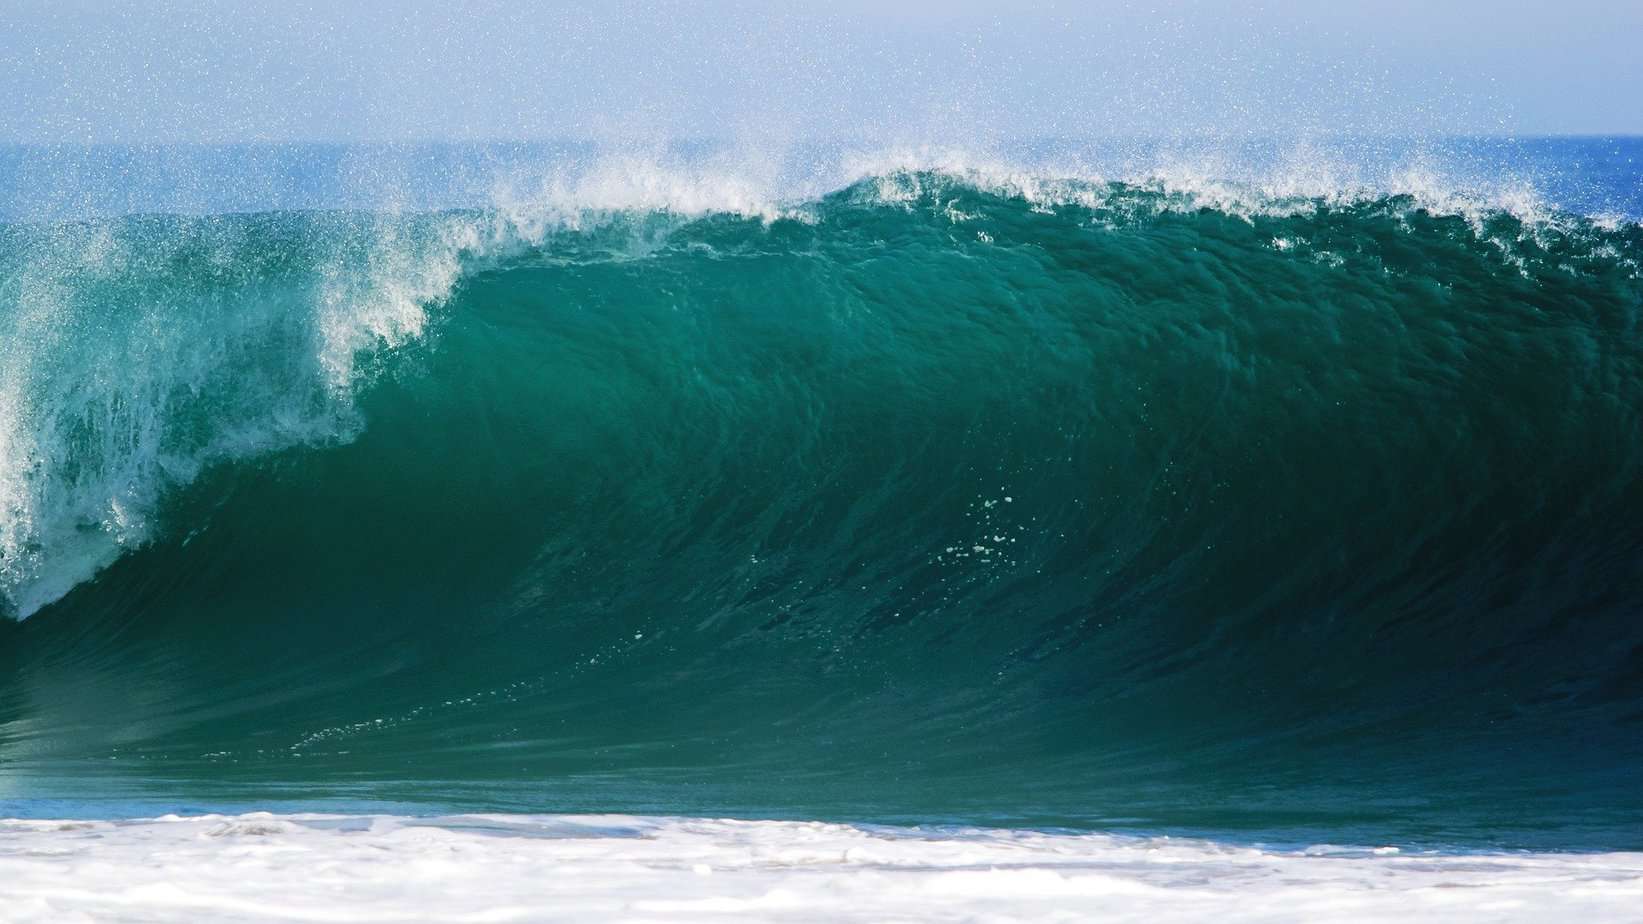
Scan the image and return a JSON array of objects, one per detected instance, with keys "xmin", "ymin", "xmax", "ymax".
[{"xmin": 2, "ymin": 814, "xmax": 1641, "ymax": 923}]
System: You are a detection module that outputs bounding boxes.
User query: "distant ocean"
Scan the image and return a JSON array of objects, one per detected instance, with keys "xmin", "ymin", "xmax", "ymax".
[{"xmin": 3, "ymin": 138, "xmax": 1642, "ymax": 920}]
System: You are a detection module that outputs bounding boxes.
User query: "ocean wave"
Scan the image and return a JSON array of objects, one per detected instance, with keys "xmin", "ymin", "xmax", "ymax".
[
  {"xmin": 2, "ymin": 163, "xmax": 1639, "ymax": 619},
  {"xmin": 1, "ymin": 159, "xmax": 1641, "ymax": 842}
]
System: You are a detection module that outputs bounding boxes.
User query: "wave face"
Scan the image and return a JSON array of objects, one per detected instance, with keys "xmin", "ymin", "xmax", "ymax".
[{"xmin": 3, "ymin": 158, "xmax": 1643, "ymax": 847}]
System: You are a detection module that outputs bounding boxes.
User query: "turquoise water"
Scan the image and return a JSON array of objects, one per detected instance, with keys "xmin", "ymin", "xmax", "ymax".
[{"xmin": 2, "ymin": 144, "xmax": 1641, "ymax": 849}]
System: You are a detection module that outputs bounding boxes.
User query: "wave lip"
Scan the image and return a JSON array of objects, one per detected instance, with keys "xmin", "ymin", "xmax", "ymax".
[{"xmin": 3, "ymin": 813, "xmax": 1641, "ymax": 923}]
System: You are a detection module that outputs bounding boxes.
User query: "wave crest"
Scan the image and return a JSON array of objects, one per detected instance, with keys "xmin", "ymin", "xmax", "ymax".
[{"xmin": 2, "ymin": 160, "xmax": 1640, "ymax": 620}]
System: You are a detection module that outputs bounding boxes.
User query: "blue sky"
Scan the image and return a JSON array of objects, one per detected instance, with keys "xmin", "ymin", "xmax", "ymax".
[{"xmin": 3, "ymin": 0, "xmax": 1640, "ymax": 143}]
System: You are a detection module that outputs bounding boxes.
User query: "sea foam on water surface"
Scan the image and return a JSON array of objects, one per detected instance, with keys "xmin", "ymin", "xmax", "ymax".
[{"xmin": 1, "ymin": 813, "xmax": 1640, "ymax": 923}]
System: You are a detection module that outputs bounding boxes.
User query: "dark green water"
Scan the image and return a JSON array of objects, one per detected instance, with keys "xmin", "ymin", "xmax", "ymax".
[{"xmin": 3, "ymin": 172, "xmax": 1642, "ymax": 847}]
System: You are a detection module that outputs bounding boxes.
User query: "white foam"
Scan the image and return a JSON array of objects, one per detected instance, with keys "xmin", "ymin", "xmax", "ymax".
[
  {"xmin": 830, "ymin": 142, "xmax": 1592, "ymax": 231},
  {"xmin": 0, "ymin": 812, "xmax": 1638, "ymax": 922}
]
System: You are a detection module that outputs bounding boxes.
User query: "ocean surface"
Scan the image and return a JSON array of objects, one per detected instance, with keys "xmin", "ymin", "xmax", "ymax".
[{"xmin": 1, "ymin": 138, "xmax": 1642, "ymax": 918}]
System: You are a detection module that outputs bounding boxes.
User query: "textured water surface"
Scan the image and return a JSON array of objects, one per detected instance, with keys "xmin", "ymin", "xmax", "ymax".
[{"xmin": 1, "ymin": 142, "xmax": 1641, "ymax": 852}]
